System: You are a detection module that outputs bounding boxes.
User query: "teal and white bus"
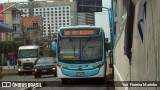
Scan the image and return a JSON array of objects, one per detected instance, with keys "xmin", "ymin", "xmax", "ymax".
[{"xmin": 52, "ymin": 26, "xmax": 108, "ymax": 84}]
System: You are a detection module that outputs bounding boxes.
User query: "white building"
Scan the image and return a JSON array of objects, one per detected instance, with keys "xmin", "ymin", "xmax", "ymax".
[{"xmin": 15, "ymin": 0, "xmax": 77, "ymax": 37}]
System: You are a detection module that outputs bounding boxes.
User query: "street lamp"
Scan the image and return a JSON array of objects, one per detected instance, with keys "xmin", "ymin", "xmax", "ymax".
[{"xmin": 78, "ymin": 5, "xmax": 115, "ymax": 50}]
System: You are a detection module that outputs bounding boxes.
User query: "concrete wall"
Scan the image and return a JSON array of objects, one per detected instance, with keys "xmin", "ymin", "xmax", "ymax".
[
  {"xmin": 114, "ymin": 13, "xmax": 129, "ymax": 90},
  {"xmin": 114, "ymin": 0, "xmax": 160, "ymax": 90},
  {"xmin": 130, "ymin": 0, "xmax": 160, "ymax": 90}
]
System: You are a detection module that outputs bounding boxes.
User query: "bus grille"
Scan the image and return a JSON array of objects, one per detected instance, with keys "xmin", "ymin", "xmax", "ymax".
[{"xmin": 23, "ymin": 63, "xmax": 34, "ymax": 70}]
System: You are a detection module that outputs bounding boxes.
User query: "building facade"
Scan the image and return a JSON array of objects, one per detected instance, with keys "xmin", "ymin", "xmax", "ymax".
[
  {"xmin": 77, "ymin": 13, "xmax": 95, "ymax": 26},
  {"xmin": 21, "ymin": 16, "xmax": 43, "ymax": 45},
  {"xmin": 13, "ymin": 0, "xmax": 95, "ymax": 37},
  {"xmin": 0, "ymin": 3, "xmax": 18, "ymax": 42},
  {"xmin": 14, "ymin": 0, "xmax": 77, "ymax": 37}
]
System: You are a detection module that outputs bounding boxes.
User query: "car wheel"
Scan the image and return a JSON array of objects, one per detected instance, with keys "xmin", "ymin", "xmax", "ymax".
[
  {"xmin": 18, "ymin": 72, "xmax": 23, "ymax": 75},
  {"xmin": 35, "ymin": 75, "xmax": 38, "ymax": 78}
]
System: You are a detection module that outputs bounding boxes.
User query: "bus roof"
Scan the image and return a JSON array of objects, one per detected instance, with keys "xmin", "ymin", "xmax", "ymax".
[
  {"xmin": 58, "ymin": 26, "xmax": 104, "ymax": 31},
  {"xmin": 18, "ymin": 45, "xmax": 40, "ymax": 50}
]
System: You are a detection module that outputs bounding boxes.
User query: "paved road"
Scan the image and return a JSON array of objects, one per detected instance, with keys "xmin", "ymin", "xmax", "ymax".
[{"xmin": 0, "ymin": 74, "xmax": 115, "ymax": 90}]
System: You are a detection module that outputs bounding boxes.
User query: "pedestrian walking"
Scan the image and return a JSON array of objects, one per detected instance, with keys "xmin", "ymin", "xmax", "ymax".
[{"xmin": 6, "ymin": 56, "xmax": 12, "ymax": 70}]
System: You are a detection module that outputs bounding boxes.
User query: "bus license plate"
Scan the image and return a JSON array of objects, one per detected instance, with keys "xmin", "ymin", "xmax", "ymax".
[{"xmin": 77, "ymin": 72, "xmax": 85, "ymax": 76}]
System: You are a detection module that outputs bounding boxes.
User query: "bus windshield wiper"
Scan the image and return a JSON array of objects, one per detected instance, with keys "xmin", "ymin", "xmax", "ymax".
[
  {"xmin": 82, "ymin": 37, "xmax": 91, "ymax": 51},
  {"xmin": 88, "ymin": 46, "xmax": 98, "ymax": 58},
  {"xmin": 69, "ymin": 39, "xmax": 76, "ymax": 56}
]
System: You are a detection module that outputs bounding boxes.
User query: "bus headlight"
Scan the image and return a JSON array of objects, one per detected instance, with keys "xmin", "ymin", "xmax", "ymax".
[
  {"xmin": 57, "ymin": 64, "xmax": 68, "ymax": 69},
  {"xmin": 94, "ymin": 62, "xmax": 104, "ymax": 68}
]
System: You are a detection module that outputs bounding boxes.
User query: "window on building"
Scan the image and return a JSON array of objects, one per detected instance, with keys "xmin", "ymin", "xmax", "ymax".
[
  {"xmin": 13, "ymin": 24, "xmax": 17, "ymax": 31},
  {"xmin": 33, "ymin": 22, "xmax": 38, "ymax": 29}
]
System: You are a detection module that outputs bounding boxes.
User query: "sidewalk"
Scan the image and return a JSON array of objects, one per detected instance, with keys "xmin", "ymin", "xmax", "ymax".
[{"xmin": 2, "ymin": 65, "xmax": 18, "ymax": 75}]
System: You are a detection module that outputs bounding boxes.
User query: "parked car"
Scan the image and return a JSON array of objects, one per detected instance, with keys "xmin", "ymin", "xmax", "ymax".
[{"xmin": 34, "ymin": 57, "xmax": 57, "ymax": 78}]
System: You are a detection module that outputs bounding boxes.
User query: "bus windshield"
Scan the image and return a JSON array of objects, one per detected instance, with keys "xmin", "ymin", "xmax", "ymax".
[
  {"xmin": 18, "ymin": 49, "xmax": 38, "ymax": 58},
  {"xmin": 58, "ymin": 36, "xmax": 102, "ymax": 62}
]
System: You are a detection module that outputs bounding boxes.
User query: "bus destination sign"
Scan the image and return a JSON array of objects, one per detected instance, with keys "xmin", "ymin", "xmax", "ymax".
[{"xmin": 63, "ymin": 30, "xmax": 97, "ymax": 36}]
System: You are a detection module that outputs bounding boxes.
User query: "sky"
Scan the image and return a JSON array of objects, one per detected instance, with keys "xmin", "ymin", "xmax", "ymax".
[{"xmin": 0, "ymin": 0, "xmax": 111, "ymax": 38}]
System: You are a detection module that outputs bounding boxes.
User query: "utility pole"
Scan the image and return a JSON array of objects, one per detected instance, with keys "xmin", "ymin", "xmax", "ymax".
[
  {"xmin": 21, "ymin": 19, "xmax": 26, "ymax": 45},
  {"xmin": 48, "ymin": 24, "xmax": 52, "ymax": 48},
  {"xmin": 79, "ymin": 4, "xmax": 115, "ymax": 78}
]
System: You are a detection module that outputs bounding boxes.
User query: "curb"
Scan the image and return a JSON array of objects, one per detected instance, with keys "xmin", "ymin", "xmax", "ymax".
[
  {"xmin": 18, "ymin": 87, "xmax": 36, "ymax": 90},
  {"xmin": 2, "ymin": 69, "xmax": 18, "ymax": 75}
]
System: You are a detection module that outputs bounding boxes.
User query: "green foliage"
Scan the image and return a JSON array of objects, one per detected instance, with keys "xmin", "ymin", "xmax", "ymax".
[{"xmin": 0, "ymin": 41, "xmax": 23, "ymax": 54}]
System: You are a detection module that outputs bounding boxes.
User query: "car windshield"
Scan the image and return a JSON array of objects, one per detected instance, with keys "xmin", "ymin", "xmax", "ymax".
[
  {"xmin": 36, "ymin": 57, "xmax": 55, "ymax": 64},
  {"xmin": 18, "ymin": 49, "xmax": 38, "ymax": 58}
]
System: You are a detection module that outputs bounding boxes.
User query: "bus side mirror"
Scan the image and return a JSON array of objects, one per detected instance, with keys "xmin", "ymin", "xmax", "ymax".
[
  {"xmin": 51, "ymin": 40, "xmax": 57, "ymax": 51},
  {"xmin": 105, "ymin": 42, "xmax": 108, "ymax": 52},
  {"xmin": 105, "ymin": 38, "xmax": 109, "ymax": 52}
]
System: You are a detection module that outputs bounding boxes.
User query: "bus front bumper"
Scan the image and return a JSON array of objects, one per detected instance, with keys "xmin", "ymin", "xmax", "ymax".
[{"xmin": 57, "ymin": 65, "xmax": 106, "ymax": 78}]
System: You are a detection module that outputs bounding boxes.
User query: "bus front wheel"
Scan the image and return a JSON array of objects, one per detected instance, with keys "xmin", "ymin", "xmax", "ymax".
[{"xmin": 62, "ymin": 79, "xmax": 68, "ymax": 84}]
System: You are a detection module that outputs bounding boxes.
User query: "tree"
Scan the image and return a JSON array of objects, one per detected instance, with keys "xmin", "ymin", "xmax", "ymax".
[{"xmin": 0, "ymin": 41, "xmax": 23, "ymax": 54}]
